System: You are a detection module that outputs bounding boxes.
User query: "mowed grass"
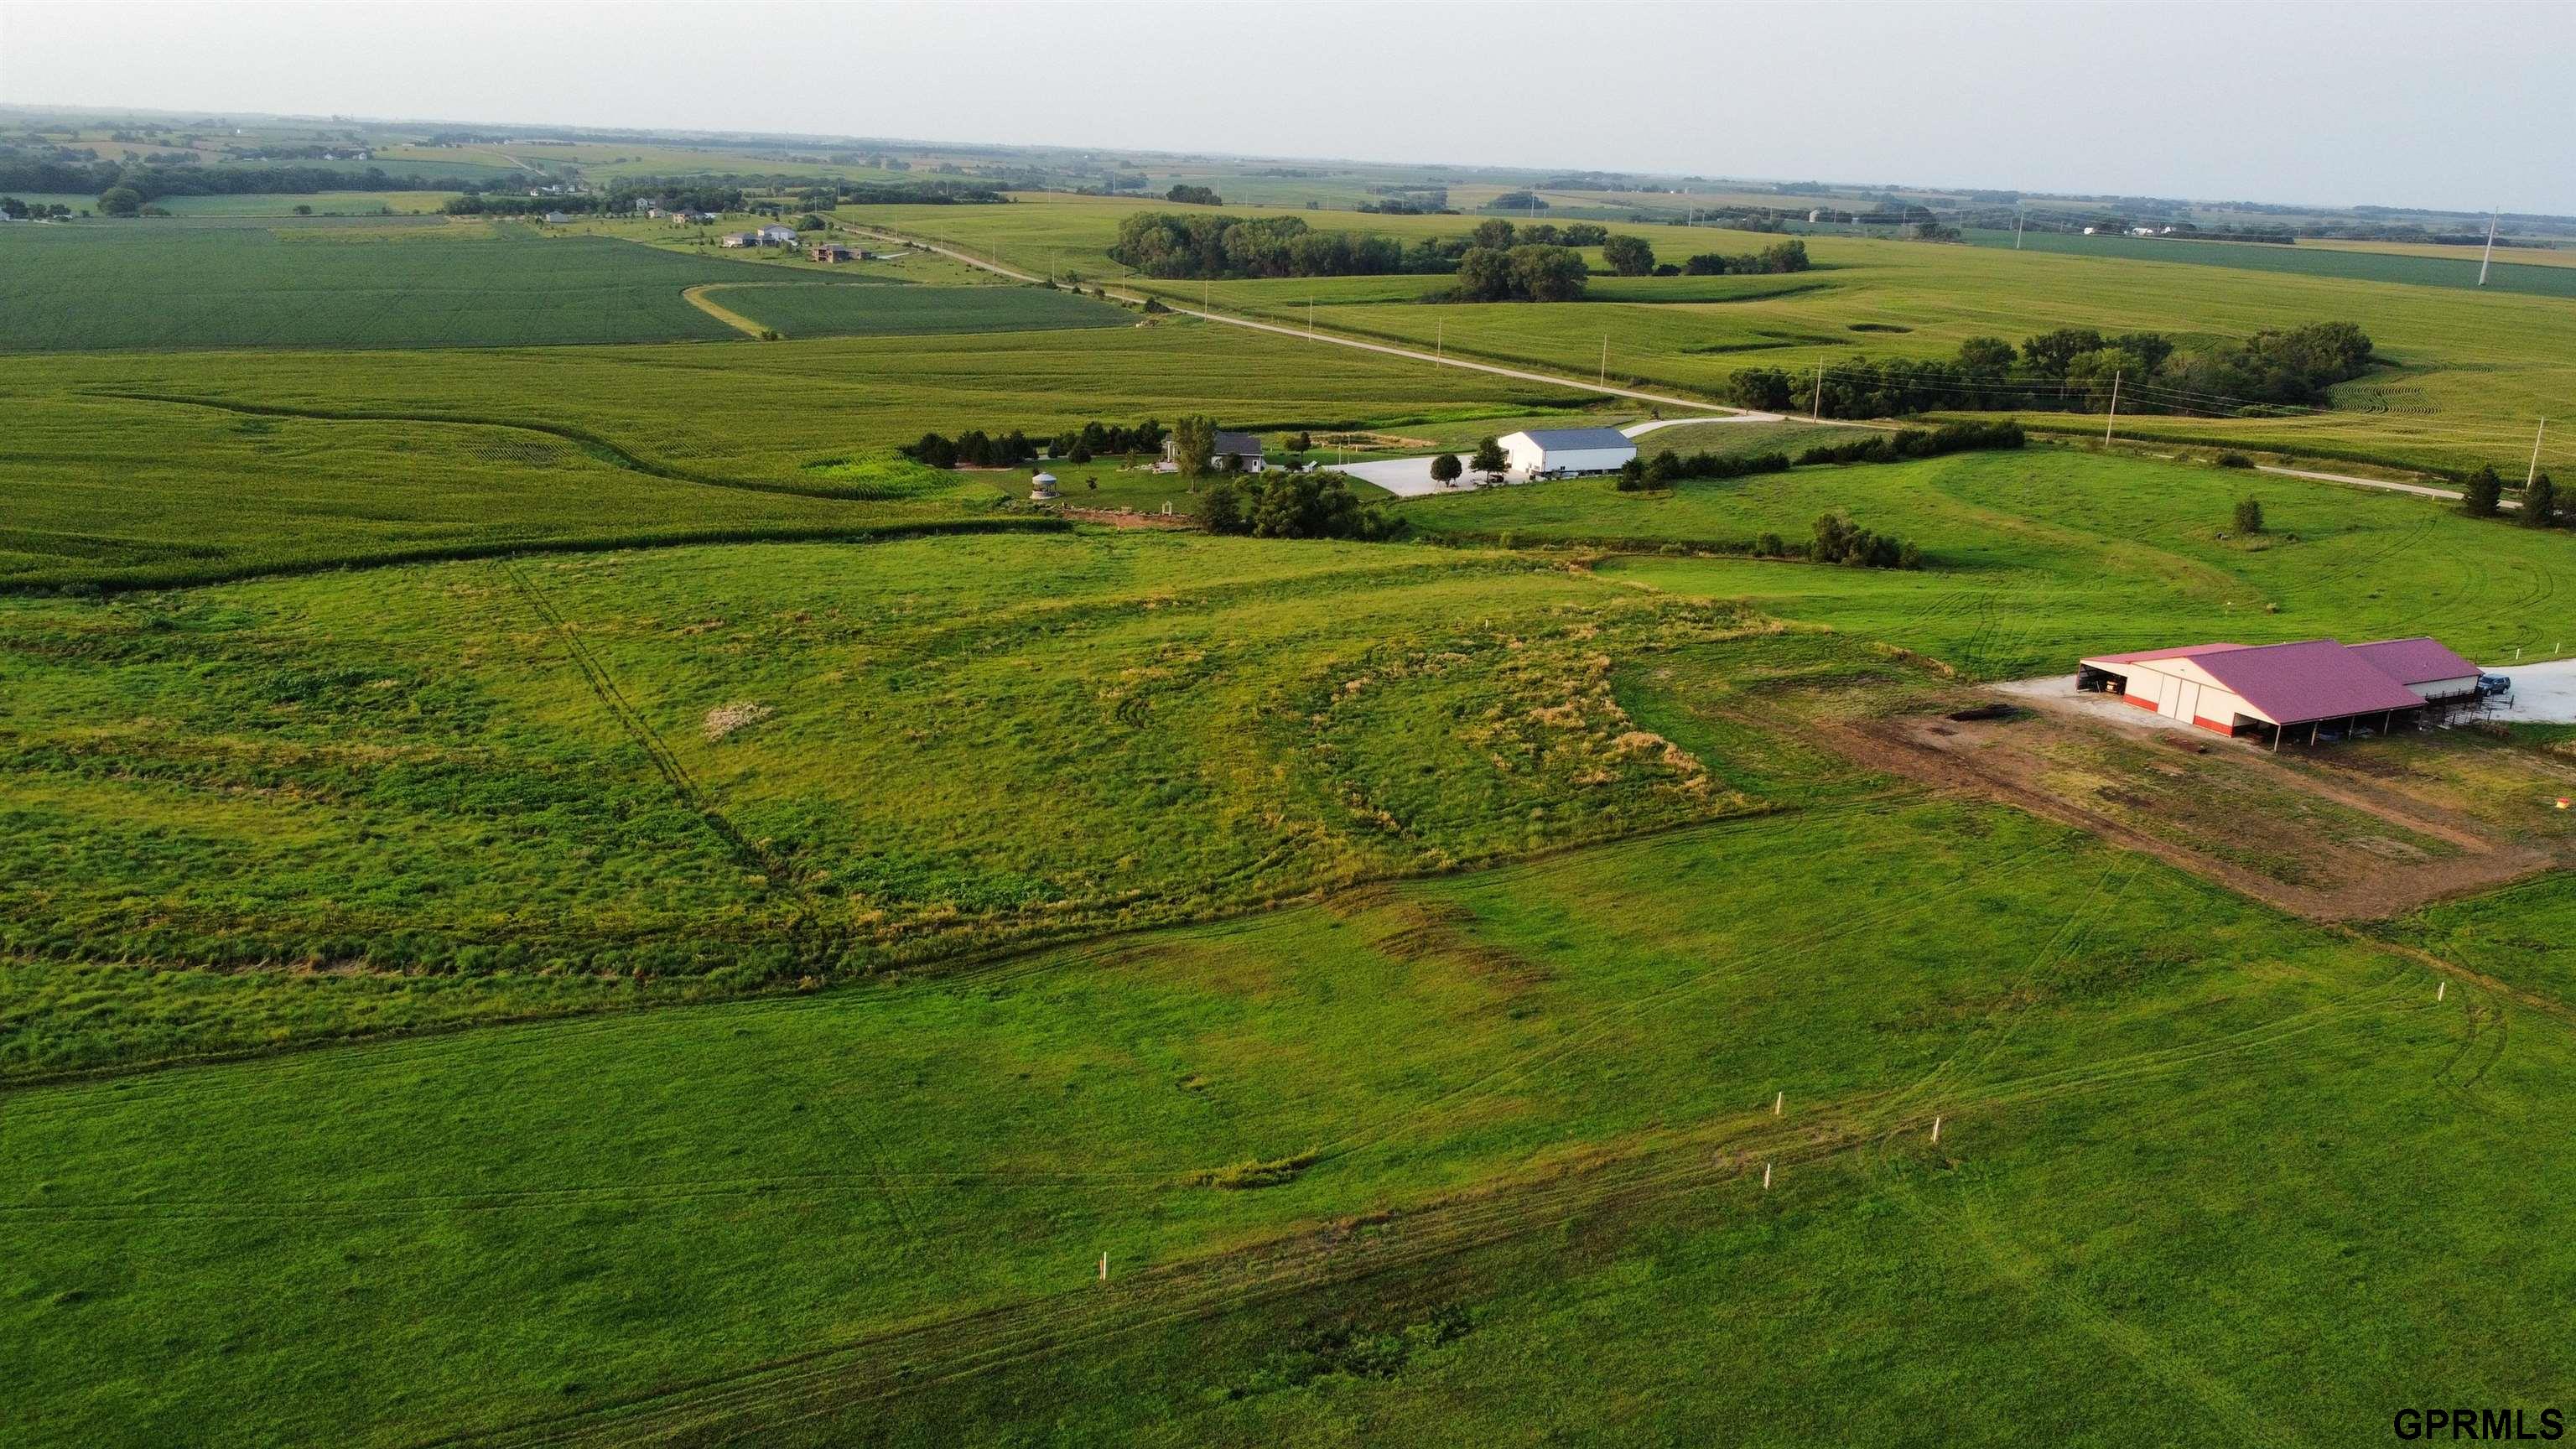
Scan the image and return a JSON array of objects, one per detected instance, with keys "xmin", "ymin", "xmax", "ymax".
[
  {"xmin": 8, "ymin": 776, "xmax": 2569, "ymax": 1445},
  {"xmin": 0, "ymin": 223, "xmax": 892, "ymax": 351},
  {"xmin": 710, "ymin": 280, "xmax": 1132, "ymax": 338},
  {"xmin": 0, "ymin": 532, "xmax": 1779, "ymax": 1072},
  {"xmin": 842, "ymin": 194, "xmax": 2576, "ymax": 475},
  {"xmin": 0, "ymin": 319, "xmax": 1593, "ymax": 527},
  {"xmin": 1405, "ymin": 446, "xmax": 2576, "ymax": 676}
]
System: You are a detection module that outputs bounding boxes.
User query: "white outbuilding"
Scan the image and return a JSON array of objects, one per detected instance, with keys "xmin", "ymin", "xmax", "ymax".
[{"xmin": 1496, "ymin": 427, "xmax": 1637, "ymax": 479}]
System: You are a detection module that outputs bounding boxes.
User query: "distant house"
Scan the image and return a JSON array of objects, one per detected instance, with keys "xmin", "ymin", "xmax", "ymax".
[
  {"xmin": 719, "ymin": 232, "xmax": 756, "ymax": 248},
  {"xmin": 808, "ymin": 243, "xmax": 855, "ymax": 262},
  {"xmin": 1496, "ymin": 427, "xmax": 1636, "ymax": 479},
  {"xmin": 543, "ymin": 210, "xmax": 571, "ymax": 225},
  {"xmin": 757, "ymin": 225, "xmax": 797, "ymax": 246},
  {"xmin": 670, "ymin": 210, "xmax": 715, "ymax": 225},
  {"xmin": 2082, "ymin": 226, "xmax": 2099, "ymax": 235},
  {"xmin": 1164, "ymin": 429, "xmax": 1267, "ymax": 473}
]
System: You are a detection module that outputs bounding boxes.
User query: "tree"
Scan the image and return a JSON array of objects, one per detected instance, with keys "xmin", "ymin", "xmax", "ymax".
[
  {"xmin": 1602, "ymin": 234, "xmax": 1655, "ymax": 276},
  {"xmin": 2461, "ymin": 465, "xmax": 2504, "ymax": 517},
  {"xmin": 2233, "ymin": 497, "xmax": 2265, "ymax": 534},
  {"xmin": 96, "ymin": 186, "xmax": 143, "ymax": 217},
  {"xmin": 1470, "ymin": 218, "xmax": 1516, "ymax": 249},
  {"xmin": 1452, "ymin": 246, "xmax": 1515, "ymax": 302},
  {"xmin": 2523, "ymin": 472, "xmax": 2558, "ymax": 528},
  {"xmin": 1431, "ymin": 453, "xmax": 1463, "ymax": 488},
  {"xmin": 1471, "ymin": 437, "xmax": 1509, "ymax": 480},
  {"xmin": 291, "ymin": 203, "xmax": 313, "ymax": 216},
  {"xmin": 1509, "ymin": 245, "xmax": 1588, "ymax": 302},
  {"xmin": 1199, "ymin": 477, "xmax": 1244, "ymax": 532},
  {"xmin": 1170, "ymin": 415, "xmax": 1217, "ymax": 480},
  {"xmin": 1615, "ymin": 458, "xmax": 1647, "ymax": 491},
  {"xmin": 1165, "ymin": 184, "xmax": 1221, "ymax": 205}
]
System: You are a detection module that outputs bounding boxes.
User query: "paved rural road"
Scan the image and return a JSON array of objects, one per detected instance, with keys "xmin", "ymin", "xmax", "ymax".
[
  {"xmin": 848, "ymin": 226, "xmax": 2475, "ymax": 505},
  {"xmin": 840, "ymin": 223, "xmax": 1748, "ymax": 418},
  {"xmin": 2255, "ymin": 462, "xmax": 2483, "ymax": 506}
]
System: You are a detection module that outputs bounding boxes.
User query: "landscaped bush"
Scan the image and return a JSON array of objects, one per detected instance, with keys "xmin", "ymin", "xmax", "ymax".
[
  {"xmin": 1810, "ymin": 512, "xmax": 1921, "ymax": 569},
  {"xmin": 1199, "ymin": 470, "xmax": 1401, "ymax": 541}
]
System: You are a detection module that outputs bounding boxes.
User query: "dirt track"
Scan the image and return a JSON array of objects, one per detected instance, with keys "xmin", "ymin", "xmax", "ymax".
[{"xmin": 1820, "ymin": 707, "xmax": 2559, "ymax": 922}]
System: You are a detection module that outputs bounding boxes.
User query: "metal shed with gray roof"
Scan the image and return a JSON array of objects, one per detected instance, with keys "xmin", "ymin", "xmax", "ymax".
[{"xmin": 1498, "ymin": 427, "xmax": 1637, "ymax": 478}]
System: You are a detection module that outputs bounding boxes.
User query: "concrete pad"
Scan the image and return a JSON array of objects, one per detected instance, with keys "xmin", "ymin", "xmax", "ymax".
[{"xmin": 2480, "ymin": 657, "xmax": 2576, "ymax": 723}]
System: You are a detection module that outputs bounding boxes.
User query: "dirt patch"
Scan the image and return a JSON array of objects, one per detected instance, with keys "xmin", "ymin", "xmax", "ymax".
[
  {"xmin": 1817, "ymin": 704, "xmax": 2561, "ymax": 921},
  {"xmin": 1050, "ymin": 506, "xmax": 1197, "ymax": 530},
  {"xmin": 702, "ymin": 701, "xmax": 773, "ymax": 740}
]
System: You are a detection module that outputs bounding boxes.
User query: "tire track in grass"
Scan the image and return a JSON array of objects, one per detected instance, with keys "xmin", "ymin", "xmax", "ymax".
[
  {"xmin": 427, "ymin": 985, "xmax": 2433, "ymax": 1448},
  {"xmin": 501, "ymin": 562, "xmax": 844, "ymax": 977}
]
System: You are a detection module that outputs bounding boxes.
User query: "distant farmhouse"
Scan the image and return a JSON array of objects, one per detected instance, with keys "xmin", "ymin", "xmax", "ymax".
[
  {"xmin": 719, "ymin": 231, "xmax": 756, "ymax": 248},
  {"xmin": 757, "ymin": 225, "xmax": 797, "ymax": 245},
  {"xmin": 807, "ymin": 242, "xmax": 855, "ymax": 262},
  {"xmin": 2076, "ymin": 636, "xmax": 2488, "ymax": 748},
  {"xmin": 1497, "ymin": 428, "xmax": 1637, "ymax": 479},
  {"xmin": 1165, "ymin": 430, "xmax": 1267, "ymax": 473}
]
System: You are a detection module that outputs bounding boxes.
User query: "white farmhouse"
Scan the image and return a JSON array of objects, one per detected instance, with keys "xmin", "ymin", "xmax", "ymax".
[{"xmin": 1496, "ymin": 427, "xmax": 1637, "ymax": 479}]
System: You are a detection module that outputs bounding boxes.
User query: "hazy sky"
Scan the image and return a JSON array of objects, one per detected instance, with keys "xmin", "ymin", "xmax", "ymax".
[{"xmin": 5, "ymin": 1, "xmax": 2570, "ymax": 214}]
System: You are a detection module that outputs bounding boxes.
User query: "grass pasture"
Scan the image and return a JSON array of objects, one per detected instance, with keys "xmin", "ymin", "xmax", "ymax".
[
  {"xmin": 0, "ymin": 533, "xmax": 1777, "ymax": 1072},
  {"xmin": 12, "ymin": 158, "xmax": 2576, "ymax": 1449},
  {"xmin": 10, "ymin": 780, "xmax": 2575, "ymax": 1444},
  {"xmin": 1405, "ymin": 447, "xmax": 2576, "ymax": 675}
]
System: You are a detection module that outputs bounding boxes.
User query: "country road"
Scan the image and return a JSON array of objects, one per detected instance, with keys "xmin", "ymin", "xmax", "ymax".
[
  {"xmin": 839, "ymin": 223, "xmax": 1748, "ymax": 417},
  {"xmin": 843, "ymin": 223, "xmax": 2491, "ymax": 512}
]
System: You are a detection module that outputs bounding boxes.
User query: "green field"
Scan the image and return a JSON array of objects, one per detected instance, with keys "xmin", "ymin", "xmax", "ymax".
[
  {"xmin": 1405, "ymin": 445, "xmax": 2574, "ymax": 675},
  {"xmin": 12, "ymin": 667, "xmax": 2574, "ymax": 1443},
  {"xmin": 11, "ymin": 153, "xmax": 2576, "ymax": 1446},
  {"xmin": 1961, "ymin": 226, "xmax": 2576, "ymax": 299},
  {"xmin": 0, "ymin": 315, "xmax": 1587, "ymax": 495},
  {"xmin": 0, "ymin": 223, "xmax": 891, "ymax": 351},
  {"xmin": 709, "ymin": 279, "xmax": 1132, "ymax": 337},
  {"xmin": 840, "ymin": 194, "xmax": 2576, "ymax": 477}
]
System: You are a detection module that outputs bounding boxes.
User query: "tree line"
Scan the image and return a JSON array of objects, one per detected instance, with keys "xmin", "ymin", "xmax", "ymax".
[
  {"xmin": 1105, "ymin": 212, "xmax": 1624, "ymax": 283},
  {"xmin": 1614, "ymin": 420, "xmax": 2023, "ymax": 493},
  {"xmin": 902, "ymin": 418, "xmax": 1171, "ymax": 469},
  {"xmin": 0, "ymin": 156, "xmax": 458, "ymax": 204},
  {"xmin": 1680, "ymin": 240, "xmax": 1811, "ymax": 276},
  {"xmin": 1725, "ymin": 323, "xmax": 2374, "ymax": 418}
]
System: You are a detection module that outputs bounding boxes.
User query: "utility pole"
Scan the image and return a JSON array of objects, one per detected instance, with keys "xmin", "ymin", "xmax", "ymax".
[
  {"xmin": 1598, "ymin": 335, "xmax": 1608, "ymax": 386},
  {"xmin": 2014, "ymin": 207, "xmax": 2025, "ymax": 250},
  {"xmin": 1436, "ymin": 319, "xmax": 1444, "ymax": 364},
  {"xmin": 2531, "ymin": 418, "xmax": 2549, "ymax": 487},
  {"xmin": 2479, "ymin": 209, "xmax": 2499, "ymax": 287},
  {"xmin": 2103, "ymin": 370, "xmax": 2122, "ymax": 445},
  {"xmin": 1811, "ymin": 357, "xmax": 1825, "ymax": 421}
]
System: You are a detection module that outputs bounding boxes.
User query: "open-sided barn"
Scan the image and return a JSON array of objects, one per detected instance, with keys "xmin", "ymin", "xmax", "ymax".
[{"xmin": 2076, "ymin": 636, "xmax": 2484, "ymax": 748}]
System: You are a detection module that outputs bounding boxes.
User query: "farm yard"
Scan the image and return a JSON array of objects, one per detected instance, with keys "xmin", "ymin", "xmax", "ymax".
[{"xmin": 7, "ymin": 86, "xmax": 2576, "ymax": 1449}]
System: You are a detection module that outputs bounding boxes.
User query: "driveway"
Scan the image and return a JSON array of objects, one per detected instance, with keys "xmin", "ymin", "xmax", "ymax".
[
  {"xmin": 2484, "ymin": 657, "xmax": 2576, "ymax": 723},
  {"xmin": 1347, "ymin": 417, "xmax": 1793, "ymax": 499}
]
